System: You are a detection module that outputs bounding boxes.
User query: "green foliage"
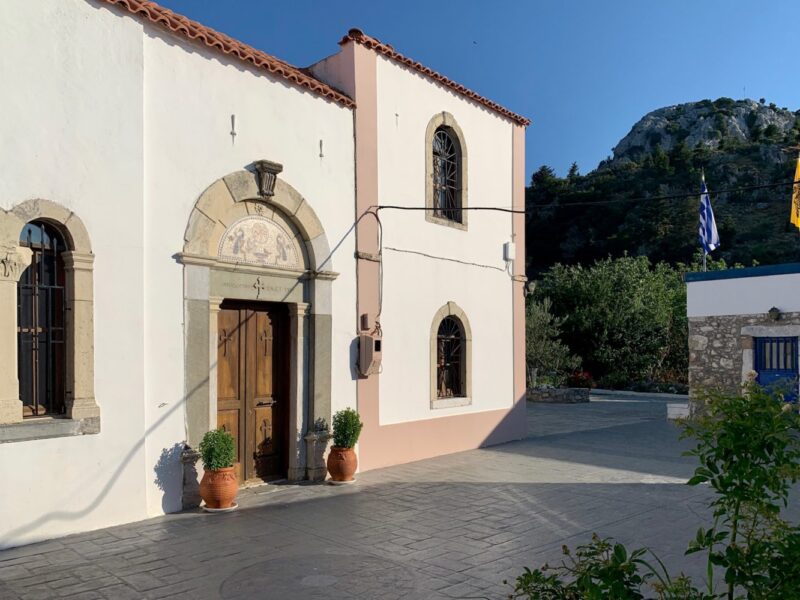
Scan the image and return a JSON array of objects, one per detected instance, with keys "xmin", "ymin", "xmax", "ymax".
[
  {"xmin": 681, "ymin": 385, "xmax": 800, "ymax": 598},
  {"xmin": 534, "ymin": 256, "xmax": 687, "ymax": 387},
  {"xmin": 567, "ymin": 161, "xmax": 580, "ymax": 181},
  {"xmin": 763, "ymin": 123, "xmax": 779, "ymax": 139},
  {"xmin": 198, "ymin": 428, "xmax": 235, "ymax": 471},
  {"xmin": 525, "ymin": 296, "xmax": 580, "ymax": 387},
  {"xmin": 509, "ymin": 386, "xmax": 800, "ymax": 599},
  {"xmin": 507, "ymin": 534, "xmax": 704, "ymax": 599},
  {"xmin": 331, "ymin": 408, "xmax": 363, "ymax": 448}
]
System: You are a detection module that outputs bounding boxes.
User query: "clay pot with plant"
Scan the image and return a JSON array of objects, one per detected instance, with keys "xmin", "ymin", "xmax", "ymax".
[
  {"xmin": 326, "ymin": 408, "xmax": 363, "ymax": 483},
  {"xmin": 198, "ymin": 428, "xmax": 238, "ymax": 510}
]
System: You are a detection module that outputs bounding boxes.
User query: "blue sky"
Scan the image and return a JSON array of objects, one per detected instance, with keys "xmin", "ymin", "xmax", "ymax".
[{"xmin": 157, "ymin": 0, "xmax": 800, "ymax": 179}]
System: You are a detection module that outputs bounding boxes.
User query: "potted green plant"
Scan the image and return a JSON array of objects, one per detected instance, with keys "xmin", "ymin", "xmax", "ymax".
[
  {"xmin": 198, "ymin": 428, "xmax": 238, "ymax": 510},
  {"xmin": 326, "ymin": 408, "xmax": 363, "ymax": 483}
]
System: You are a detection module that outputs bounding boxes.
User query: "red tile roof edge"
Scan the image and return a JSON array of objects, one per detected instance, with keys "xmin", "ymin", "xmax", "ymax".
[
  {"xmin": 98, "ymin": 0, "xmax": 355, "ymax": 108},
  {"xmin": 340, "ymin": 28, "xmax": 530, "ymax": 127}
]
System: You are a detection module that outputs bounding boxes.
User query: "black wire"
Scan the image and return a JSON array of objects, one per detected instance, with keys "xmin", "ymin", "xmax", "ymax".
[
  {"xmin": 373, "ymin": 178, "xmax": 800, "ymax": 213},
  {"xmin": 532, "ymin": 177, "xmax": 800, "ymax": 208},
  {"xmin": 375, "ymin": 205, "xmax": 525, "ymax": 214}
]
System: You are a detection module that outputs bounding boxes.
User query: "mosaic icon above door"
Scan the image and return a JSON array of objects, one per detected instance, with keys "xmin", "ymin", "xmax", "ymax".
[{"xmin": 218, "ymin": 215, "xmax": 301, "ymax": 269}]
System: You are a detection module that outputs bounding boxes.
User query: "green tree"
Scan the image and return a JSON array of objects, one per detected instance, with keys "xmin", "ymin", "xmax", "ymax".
[
  {"xmin": 534, "ymin": 256, "xmax": 686, "ymax": 387},
  {"xmin": 525, "ymin": 296, "xmax": 580, "ymax": 386},
  {"xmin": 567, "ymin": 161, "xmax": 580, "ymax": 181}
]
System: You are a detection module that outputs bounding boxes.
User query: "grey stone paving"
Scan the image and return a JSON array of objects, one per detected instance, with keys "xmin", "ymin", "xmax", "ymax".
[{"xmin": 0, "ymin": 394, "xmax": 754, "ymax": 599}]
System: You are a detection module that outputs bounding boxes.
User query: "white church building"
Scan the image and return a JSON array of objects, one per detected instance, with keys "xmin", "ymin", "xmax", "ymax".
[{"xmin": 0, "ymin": 0, "xmax": 528, "ymax": 547}]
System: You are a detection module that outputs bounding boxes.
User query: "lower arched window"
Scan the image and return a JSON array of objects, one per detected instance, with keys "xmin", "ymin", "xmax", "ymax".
[
  {"xmin": 18, "ymin": 221, "xmax": 67, "ymax": 417},
  {"xmin": 437, "ymin": 316, "xmax": 465, "ymax": 398},
  {"xmin": 430, "ymin": 302, "xmax": 472, "ymax": 409}
]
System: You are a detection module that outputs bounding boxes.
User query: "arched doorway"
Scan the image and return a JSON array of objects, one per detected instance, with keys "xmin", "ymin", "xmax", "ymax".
[{"xmin": 179, "ymin": 166, "xmax": 336, "ymax": 495}]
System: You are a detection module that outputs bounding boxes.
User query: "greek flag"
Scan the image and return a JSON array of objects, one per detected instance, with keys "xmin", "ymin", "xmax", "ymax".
[{"xmin": 698, "ymin": 180, "xmax": 720, "ymax": 254}]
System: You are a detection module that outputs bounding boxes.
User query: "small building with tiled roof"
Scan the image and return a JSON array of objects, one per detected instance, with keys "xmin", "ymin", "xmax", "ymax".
[{"xmin": 0, "ymin": 0, "xmax": 528, "ymax": 548}]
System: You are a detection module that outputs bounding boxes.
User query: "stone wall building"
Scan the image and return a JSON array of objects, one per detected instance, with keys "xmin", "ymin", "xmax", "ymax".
[
  {"xmin": 0, "ymin": 0, "xmax": 529, "ymax": 547},
  {"xmin": 687, "ymin": 264, "xmax": 800, "ymax": 401}
]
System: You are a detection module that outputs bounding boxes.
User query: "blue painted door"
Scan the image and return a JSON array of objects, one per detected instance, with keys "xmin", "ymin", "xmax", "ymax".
[{"xmin": 754, "ymin": 337, "xmax": 799, "ymax": 402}]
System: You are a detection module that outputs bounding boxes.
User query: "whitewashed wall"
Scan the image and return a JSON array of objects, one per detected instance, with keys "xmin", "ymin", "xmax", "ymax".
[
  {"xmin": 0, "ymin": 0, "xmax": 357, "ymax": 547},
  {"xmin": 0, "ymin": 0, "xmax": 147, "ymax": 547},
  {"xmin": 687, "ymin": 272, "xmax": 800, "ymax": 317},
  {"xmin": 141, "ymin": 25, "xmax": 357, "ymax": 516},
  {"xmin": 375, "ymin": 56, "xmax": 517, "ymax": 425}
]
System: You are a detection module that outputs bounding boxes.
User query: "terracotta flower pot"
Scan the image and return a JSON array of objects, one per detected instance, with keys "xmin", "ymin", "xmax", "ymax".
[
  {"xmin": 327, "ymin": 446, "xmax": 357, "ymax": 482},
  {"xmin": 199, "ymin": 467, "xmax": 238, "ymax": 509}
]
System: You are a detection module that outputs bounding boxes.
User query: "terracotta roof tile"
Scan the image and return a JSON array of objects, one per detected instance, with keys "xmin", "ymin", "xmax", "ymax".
[
  {"xmin": 98, "ymin": 0, "xmax": 355, "ymax": 108},
  {"xmin": 340, "ymin": 28, "xmax": 530, "ymax": 126}
]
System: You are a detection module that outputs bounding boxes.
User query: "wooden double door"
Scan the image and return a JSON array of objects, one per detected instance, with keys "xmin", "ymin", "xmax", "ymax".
[{"xmin": 217, "ymin": 302, "xmax": 290, "ymax": 483}]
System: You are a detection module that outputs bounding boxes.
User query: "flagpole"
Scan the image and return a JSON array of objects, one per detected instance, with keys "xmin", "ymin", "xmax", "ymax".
[{"xmin": 701, "ymin": 169, "xmax": 707, "ymax": 272}]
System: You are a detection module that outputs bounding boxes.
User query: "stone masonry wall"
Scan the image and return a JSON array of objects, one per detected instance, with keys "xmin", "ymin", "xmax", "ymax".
[
  {"xmin": 688, "ymin": 311, "xmax": 800, "ymax": 398},
  {"xmin": 526, "ymin": 388, "xmax": 590, "ymax": 403}
]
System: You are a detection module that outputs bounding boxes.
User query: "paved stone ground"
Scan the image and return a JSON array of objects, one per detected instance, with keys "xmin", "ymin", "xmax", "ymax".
[{"xmin": 0, "ymin": 393, "xmax": 770, "ymax": 599}]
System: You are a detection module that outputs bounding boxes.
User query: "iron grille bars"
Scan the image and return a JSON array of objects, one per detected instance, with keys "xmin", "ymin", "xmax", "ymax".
[
  {"xmin": 18, "ymin": 221, "xmax": 67, "ymax": 417},
  {"xmin": 432, "ymin": 128, "xmax": 462, "ymax": 223}
]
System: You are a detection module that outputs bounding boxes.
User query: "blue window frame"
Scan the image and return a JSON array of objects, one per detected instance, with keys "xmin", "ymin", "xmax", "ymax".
[{"xmin": 754, "ymin": 336, "xmax": 799, "ymax": 402}]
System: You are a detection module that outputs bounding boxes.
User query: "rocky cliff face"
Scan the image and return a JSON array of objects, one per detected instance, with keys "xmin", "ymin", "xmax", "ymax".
[{"xmin": 606, "ymin": 98, "xmax": 798, "ymax": 168}]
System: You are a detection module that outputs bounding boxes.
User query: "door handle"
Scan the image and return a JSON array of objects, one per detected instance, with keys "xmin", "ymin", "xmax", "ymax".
[{"xmin": 256, "ymin": 399, "xmax": 277, "ymax": 407}]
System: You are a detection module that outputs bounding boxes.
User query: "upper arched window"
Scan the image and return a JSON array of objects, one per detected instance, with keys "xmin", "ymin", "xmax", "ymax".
[
  {"xmin": 18, "ymin": 221, "xmax": 67, "ymax": 417},
  {"xmin": 432, "ymin": 127, "xmax": 462, "ymax": 223},
  {"xmin": 425, "ymin": 113, "xmax": 468, "ymax": 230}
]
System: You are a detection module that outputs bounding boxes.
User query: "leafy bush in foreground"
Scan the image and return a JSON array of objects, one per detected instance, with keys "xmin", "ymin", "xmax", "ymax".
[{"xmin": 507, "ymin": 385, "xmax": 800, "ymax": 599}]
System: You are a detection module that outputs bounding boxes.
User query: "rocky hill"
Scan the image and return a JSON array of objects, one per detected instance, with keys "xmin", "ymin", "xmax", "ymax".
[
  {"xmin": 527, "ymin": 98, "xmax": 800, "ymax": 274},
  {"xmin": 607, "ymin": 98, "xmax": 797, "ymax": 168}
]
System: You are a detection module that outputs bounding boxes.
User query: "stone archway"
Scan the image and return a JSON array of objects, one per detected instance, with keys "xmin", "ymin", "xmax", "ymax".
[{"xmin": 179, "ymin": 167, "xmax": 335, "ymax": 500}]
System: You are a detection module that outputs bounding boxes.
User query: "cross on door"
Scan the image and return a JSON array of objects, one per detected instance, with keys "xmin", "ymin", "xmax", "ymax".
[{"xmin": 218, "ymin": 328, "xmax": 234, "ymax": 356}]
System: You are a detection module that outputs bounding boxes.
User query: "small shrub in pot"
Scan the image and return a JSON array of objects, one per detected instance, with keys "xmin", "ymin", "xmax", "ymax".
[
  {"xmin": 327, "ymin": 408, "xmax": 363, "ymax": 483},
  {"xmin": 198, "ymin": 428, "xmax": 238, "ymax": 509}
]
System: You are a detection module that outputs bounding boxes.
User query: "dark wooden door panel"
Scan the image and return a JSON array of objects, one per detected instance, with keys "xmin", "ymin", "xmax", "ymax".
[
  {"xmin": 218, "ymin": 303, "xmax": 289, "ymax": 484},
  {"xmin": 254, "ymin": 310, "xmax": 274, "ymax": 401},
  {"xmin": 216, "ymin": 408, "xmax": 242, "ymax": 482},
  {"xmin": 217, "ymin": 309, "xmax": 241, "ymax": 403},
  {"xmin": 253, "ymin": 403, "xmax": 279, "ymax": 480}
]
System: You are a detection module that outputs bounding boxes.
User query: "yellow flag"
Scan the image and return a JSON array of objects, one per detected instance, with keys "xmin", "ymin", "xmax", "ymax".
[{"xmin": 792, "ymin": 156, "xmax": 800, "ymax": 230}]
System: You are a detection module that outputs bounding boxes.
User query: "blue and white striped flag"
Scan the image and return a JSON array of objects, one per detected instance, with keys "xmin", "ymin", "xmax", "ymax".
[{"xmin": 698, "ymin": 179, "xmax": 720, "ymax": 254}]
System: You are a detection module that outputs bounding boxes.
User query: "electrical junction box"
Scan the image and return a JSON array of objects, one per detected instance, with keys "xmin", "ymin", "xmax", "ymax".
[
  {"xmin": 358, "ymin": 333, "xmax": 382, "ymax": 377},
  {"xmin": 503, "ymin": 241, "xmax": 516, "ymax": 262}
]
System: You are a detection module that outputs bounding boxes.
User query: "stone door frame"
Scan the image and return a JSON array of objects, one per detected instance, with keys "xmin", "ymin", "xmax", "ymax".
[{"xmin": 179, "ymin": 169, "xmax": 335, "ymax": 492}]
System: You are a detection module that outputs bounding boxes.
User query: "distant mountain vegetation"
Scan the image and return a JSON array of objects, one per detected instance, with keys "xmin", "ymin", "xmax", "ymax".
[{"xmin": 526, "ymin": 98, "xmax": 800, "ymax": 275}]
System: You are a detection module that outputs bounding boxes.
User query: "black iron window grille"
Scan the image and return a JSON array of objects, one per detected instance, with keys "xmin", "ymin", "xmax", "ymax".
[
  {"xmin": 18, "ymin": 221, "xmax": 67, "ymax": 417},
  {"xmin": 432, "ymin": 127, "xmax": 462, "ymax": 222},
  {"xmin": 437, "ymin": 316, "xmax": 465, "ymax": 398}
]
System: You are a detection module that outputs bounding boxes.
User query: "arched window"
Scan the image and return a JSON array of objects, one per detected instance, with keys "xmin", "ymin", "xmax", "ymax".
[
  {"xmin": 425, "ymin": 112, "xmax": 468, "ymax": 230},
  {"xmin": 430, "ymin": 302, "xmax": 472, "ymax": 409},
  {"xmin": 432, "ymin": 127, "xmax": 462, "ymax": 222},
  {"xmin": 18, "ymin": 221, "xmax": 67, "ymax": 417},
  {"xmin": 437, "ymin": 316, "xmax": 465, "ymax": 398}
]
